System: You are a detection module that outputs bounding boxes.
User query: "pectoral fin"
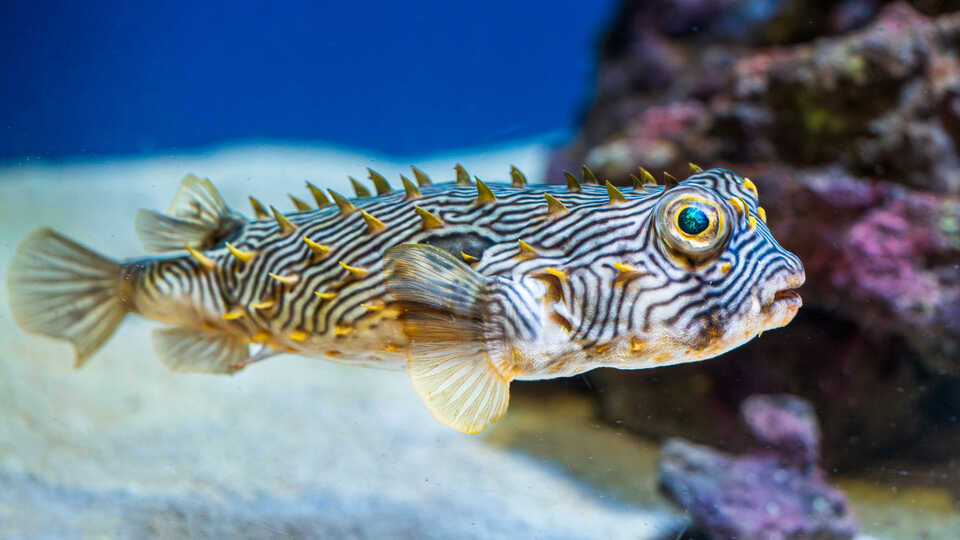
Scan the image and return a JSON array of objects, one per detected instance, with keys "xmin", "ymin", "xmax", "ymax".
[
  {"xmin": 384, "ymin": 244, "xmax": 525, "ymax": 434},
  {"xmin": 152, "ymin": 326, "xmax": 249, "ymax": 374},
  {"xmin": 408, "ymin": 345, "xmax": 511, "ymax": 434}
]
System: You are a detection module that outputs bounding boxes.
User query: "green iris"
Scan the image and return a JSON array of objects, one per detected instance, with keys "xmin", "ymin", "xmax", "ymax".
[{"xmin": 678, "ymin": 206, "xmax": 709, "ymax": 235}]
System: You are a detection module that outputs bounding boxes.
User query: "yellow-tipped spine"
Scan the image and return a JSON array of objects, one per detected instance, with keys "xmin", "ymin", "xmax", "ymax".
[
  {"xmin": 249, "ymin": 196, "xmax": 270, "ymax": 219},
  {"xmin": 414, "ymin": 206, "xmax": 444, "ymax": 230},
  {"xmin": 510, "ymin": 165, "xmax": 527, "ymax": 186},
  {"xmin": 302, "ymin": 236, "xmax": 331, "ymax": 258},
  {"xmin": 563, "ymin": 171, "xmax": 581, "ymax": 193},
  {"xmin": 361, "ymin": 209, "xmax": 386, "ymax": 234},
  {"xmin": 225, "ymin": 242, "xmax": 256, "ymax": 263},
  {"xmin": 349, "ymin": 177, "xmax": 371, "ymax": 198},
  {"xmin": 581, "ymin": 165, "xmax": 599, "ymax": 184},
  {"xmin": 454, "ymin": 164, "xmax": 472, "ymax": 185},
  {"xmin": 306, "ymin": 181, "xmax": 331, "ymax": 207},
  {"xmin": 517, "ymin": 240, "xmax": 539, "ymax": 259},
  {"xmin": 543, "ymin": 193, "xmax": 568, "ymax": 215},
  {"xmin": 339, "ymin": 261, "xmax": 367, "ymax": 278},
  {"xmin": 606, "ymin": 181, "xmax": 626, "ymax": 204},
  {"xmin": 475, "ymin": 179, "xmax": 496, "ymax": 204},
  {"xmin": 269, "ymin": 272, "xmax": 299, "ymax": 286},
  {"xmin": 689, "ymin": 162, "xmax": 703, "ymax": 173},
  {"xmin": 185, "ymin": 245, "xmax": 216, "ymax": 270},
  {"xmin": 270, "ymin": 206, "xmax": 297, "ymax": 235},
  {"xmin": 400, "ymin": 175, "xmax": 421, "ymax": 200},
  {"xmin": 367, "ymin": 168, "xmax": 392, "ymax": 195},
  {"xmin": 757, "ymin": 206, "xmax": 767, "ymax": 223},
  {"xmin": 289, "ymin": 194, "xmax": 312, "ymax": 211},
  {"xmin": 328, "ymin": 190, "xmax": 356, "ymax": 215},
  {"xmin": 638, "ymin": 167, "xmax": 657, "ymax": 186},
  {"xmin": 411, "ymin": 165, "xmax": 432, "ymax": 186}
]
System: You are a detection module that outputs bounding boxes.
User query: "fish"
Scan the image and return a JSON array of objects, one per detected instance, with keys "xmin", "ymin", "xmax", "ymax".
[{"xmin": 6, "ymin": 164, "xmax": 805, "ymax": 434}]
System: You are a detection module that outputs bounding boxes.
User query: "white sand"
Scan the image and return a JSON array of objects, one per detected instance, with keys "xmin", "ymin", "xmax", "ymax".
[{"xmin": 0, "ymin": 142, "xmax": 678, "ymax": 538}]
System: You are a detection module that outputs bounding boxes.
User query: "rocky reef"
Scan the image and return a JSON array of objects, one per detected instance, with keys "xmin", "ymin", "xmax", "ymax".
[
  {"xmin": 548, "ymin": 1, "xmax": 960, "ymax": 471},
  {"xmin": 659, "ymin": 395, "xmax": 858, "ymax": 539}
]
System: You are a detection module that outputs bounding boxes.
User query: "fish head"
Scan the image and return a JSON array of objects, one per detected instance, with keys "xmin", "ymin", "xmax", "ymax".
[{"xmin": 622, "ymin": 169, "xmax": 805, "ymax": 364}]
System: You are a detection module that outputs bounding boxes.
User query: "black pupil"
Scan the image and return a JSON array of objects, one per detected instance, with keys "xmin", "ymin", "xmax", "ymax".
[{"xmin": 678, "ymin": 206, "xmax": 709, "ymax": 235}]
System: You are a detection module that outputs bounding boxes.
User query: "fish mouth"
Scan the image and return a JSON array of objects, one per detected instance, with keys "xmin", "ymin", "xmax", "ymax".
[{"xmin": 760, "ymin": 272, "xmax": 804, "ymax": 328}]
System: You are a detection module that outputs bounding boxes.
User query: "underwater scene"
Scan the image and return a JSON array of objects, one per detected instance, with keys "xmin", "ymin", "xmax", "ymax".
[{"xmin": 2, "ymin": 1, "xmax": 959, "ymax": 538}]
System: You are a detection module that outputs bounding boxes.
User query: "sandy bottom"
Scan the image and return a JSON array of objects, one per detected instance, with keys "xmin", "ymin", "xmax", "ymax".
[{"xmin": 0, "ymin": 143, "xmax": 679, "ymax": 539}]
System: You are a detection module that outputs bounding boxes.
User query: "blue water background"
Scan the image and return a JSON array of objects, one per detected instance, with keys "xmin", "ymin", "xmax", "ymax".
[{"xmin": 1, "ymin": 1, "xmax": 616, "ymax": 160}]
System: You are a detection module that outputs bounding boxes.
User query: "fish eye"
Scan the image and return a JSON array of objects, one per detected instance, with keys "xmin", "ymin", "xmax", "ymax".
[
  {"xmin": 677, "ymin": 206, "xmax": 710, "ymax": 236},
  {"xmin": 654, "ymin": 190, "xmax": 731, "ymax": 266}
]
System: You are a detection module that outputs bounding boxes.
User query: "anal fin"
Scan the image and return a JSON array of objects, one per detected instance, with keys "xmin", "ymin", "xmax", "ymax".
[
  {"xmin": 152, "ymin": 326, "xmax": 249, "ymax": 374},
  {"xmin": 408, "ymin": 342, "xmax": 511, "ymax": 435}
]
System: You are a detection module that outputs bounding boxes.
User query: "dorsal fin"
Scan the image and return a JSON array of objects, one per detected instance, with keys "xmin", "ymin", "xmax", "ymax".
[{"xmin": 136, "ymin": 175, "xmax": 244, "ymax": 252}]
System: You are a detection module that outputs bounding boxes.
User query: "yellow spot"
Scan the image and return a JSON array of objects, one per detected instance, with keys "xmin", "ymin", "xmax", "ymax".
[
  {"xmin": 630, "ymin": 337, "xmax": 645, "ymax": 352},
  {"xmin": 748, "ymin": 215, "xmax": 757, "ymax": 231},
  {"xmin": 385, "ymin": 344, "xmax": 400, "ymax": 352},
  {"xmin": 414, "ymin": 206, "xmax": 445, "ymax": 230},
  {"xmin": 222, "ymin": 309, "xmax": 245, "ymax": 320},
  {"xmin": 185, "ymin": 245, "xmax": 215, "ymax": 271},
  {"xmin": 303, "ymin": 236, "xmax": 331, "ymax": 258},
  {"xmin": 361, "ymin": 303, "xmax": 384, "ymax": 311},
  {"xmin": 720, "ymin": 263, "xmax": 732, "ymax": 274},
  {"xmin": 269, "ymin": 272, "xmax": 299, "ymax": 286},
  {"xmin": 225, "ymin": 242, "xmax": 256, "ymax": 263},
  {"xmin": 326, "ymin": 350, "xmax": 341, "ymax": 358},
  {"xmin": 757, "ymin": 206, "xmax": 767, "ymax": 223},
  {"xmin": 250, "ymin": 299, "xmax": 275, "ymax": 310},
  {"xmin": 339, "ymin": 261, "xmax": 367, "ymax": 278},
  {"xmin": 742, "ymin": 177, "xmax": 757, "ymax": 195},
  {"xmin": 595, "ymin": 344, "xmax": 609, "ymax": 354},
  {"xmin": 517, "ymin": 240, "xmax": 539, "ymax": 259},
  {"xmin": 250, "ymin": 332, "xmax": 270, "ymax": 343},
  {"xmin": 543, "ymin": 267, "xmax": 567, "ymax": 280},
  {"xmin": 360, "ymin": 209, "xmax": 386, "ymax": 234},
  {"xmin": 333, "ymin": 325, "xmax": 351, "ymax": 336},
  {"xmin": 314, "ymin": 291, "xmax": 337, "ymax": 300},
  {"xmin": 460, "ymin": 251, "xmax": 479, "ymax": 263},
  {"xmin": 728, "ymin": 197, "xmax": 745, "ymax": 216},
  {"xmin": 613, "ymin": 263, "xmax": 638, "ymax": 274},
  {"xmin": 270, "ymin": 206, "xmax": 297, "ymax": 235},
  {"xmin": 288, "ymin": 330, "xmax": 308, "ymax": 342}
]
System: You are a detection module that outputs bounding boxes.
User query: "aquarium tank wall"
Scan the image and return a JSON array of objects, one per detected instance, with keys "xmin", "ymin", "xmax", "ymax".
[{"xmin": 1, "ymin": 1, "xmax": 958, "ymax": 539}]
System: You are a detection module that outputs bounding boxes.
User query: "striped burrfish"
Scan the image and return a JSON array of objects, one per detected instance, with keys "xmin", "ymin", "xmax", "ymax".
[{"xmin": 7, "ymin": 164, "xmax": 804, "ymax": 434}]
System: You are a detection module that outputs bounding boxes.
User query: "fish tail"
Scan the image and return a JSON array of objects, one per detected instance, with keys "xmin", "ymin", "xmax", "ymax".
[{"xmin": 7, "ymin": 228, "xmax": 133, "ymax": 367}]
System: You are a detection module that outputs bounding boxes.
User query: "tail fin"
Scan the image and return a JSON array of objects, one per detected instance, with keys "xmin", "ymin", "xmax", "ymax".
[
  {"xmin": 7, "ymin": 228, "xmax": 131, "ymax": 367},
  {"xmin": 136, "ymin": 175, "xmax": 245, "ymax": 252}
]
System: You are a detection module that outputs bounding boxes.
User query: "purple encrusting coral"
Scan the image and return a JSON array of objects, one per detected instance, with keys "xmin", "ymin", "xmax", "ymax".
[
  {"xmin": 659, "ymin": 395, "xmax": 858, "ymax": 540},
  {"xmin": 552, "ymin": 1, "xmax": 960, "ymax": 472}
]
